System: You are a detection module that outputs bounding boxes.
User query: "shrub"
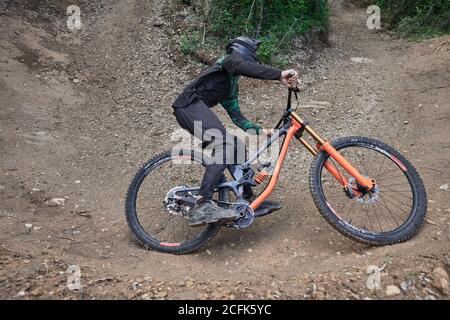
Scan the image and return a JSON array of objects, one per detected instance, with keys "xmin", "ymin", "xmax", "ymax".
[
  {"xmin": 377, "ymin": 0, "xmax": 450, "ymax": 39},
  {"xmin": 182, "ymin": 0, "xmax": 329, "ymax": 65},
  {"xmin": 179, "ymin": 31, "xmax": 201, "ymax": 55}
]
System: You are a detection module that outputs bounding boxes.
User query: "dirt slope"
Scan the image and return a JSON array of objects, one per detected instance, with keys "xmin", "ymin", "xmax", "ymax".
[{"xmin": 0, "ymin": 0, "xmax": 449, "ymax": 299}]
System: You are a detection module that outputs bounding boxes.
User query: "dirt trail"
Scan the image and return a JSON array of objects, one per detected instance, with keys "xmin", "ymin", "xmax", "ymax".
[{"xmin": 0, "ymin": 0, "xmax": 449, "ymax": 299}]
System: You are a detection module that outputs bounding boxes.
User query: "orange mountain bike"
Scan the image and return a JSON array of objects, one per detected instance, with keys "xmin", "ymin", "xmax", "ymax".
[{"xmin": 125, "ymin": 87, "xmax": 427, "ymax": 254}]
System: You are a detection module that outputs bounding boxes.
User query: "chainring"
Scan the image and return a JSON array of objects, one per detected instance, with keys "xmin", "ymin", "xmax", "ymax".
[{"xmin": 230, "ymin": 201, "xmax": 255, "ymax": 229}]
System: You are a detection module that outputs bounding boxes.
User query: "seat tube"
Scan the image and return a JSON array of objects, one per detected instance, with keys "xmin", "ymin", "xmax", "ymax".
[{"xmin": 250, "ymin": 119, "xmax": 301, "ymax": 210}]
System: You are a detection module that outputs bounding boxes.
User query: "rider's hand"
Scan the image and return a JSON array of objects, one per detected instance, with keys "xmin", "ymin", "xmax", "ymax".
[{"xmin": 280, "ymin": 69, "xmax": 299, "ymax": 88}]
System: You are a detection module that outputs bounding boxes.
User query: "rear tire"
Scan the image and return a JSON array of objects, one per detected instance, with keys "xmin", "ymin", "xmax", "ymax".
[
  {"xmin": 310, "ymin": 136, "xmax": 427, "ymax": 245},
  {"xmin": 125, "ymin": 149, "xmax": 227, "ymax": 254}
]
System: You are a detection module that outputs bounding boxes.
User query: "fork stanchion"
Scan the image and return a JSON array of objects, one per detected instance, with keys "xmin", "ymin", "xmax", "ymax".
[{"xmin": 290, "ymin": 111, "xmax": 326, "ymax": 145}]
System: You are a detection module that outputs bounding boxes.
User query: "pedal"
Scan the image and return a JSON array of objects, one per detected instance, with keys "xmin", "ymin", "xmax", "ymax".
[{"xmin": 254, "ymin": 201, "xmax": 283, "ymax": 217}]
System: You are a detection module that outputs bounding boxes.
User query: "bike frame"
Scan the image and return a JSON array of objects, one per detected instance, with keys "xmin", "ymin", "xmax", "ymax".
[{"xmin": 218, "ymin": 89, "xmax": 376, "ymax": 211}]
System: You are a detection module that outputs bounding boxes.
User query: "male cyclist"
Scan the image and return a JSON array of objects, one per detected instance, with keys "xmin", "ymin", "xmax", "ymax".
[{"xmin": 172, "ymin": 36, "xmax": 299, "ymax": 226}]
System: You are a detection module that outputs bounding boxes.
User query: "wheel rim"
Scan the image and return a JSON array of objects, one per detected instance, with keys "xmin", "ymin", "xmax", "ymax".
[
  {"xmin": 318, "ymin": 142, "xmax": 418, "ymax": 235},
  {"xmin": 132, "ymin": 153, "xmax": 217, "ymax": 247}
]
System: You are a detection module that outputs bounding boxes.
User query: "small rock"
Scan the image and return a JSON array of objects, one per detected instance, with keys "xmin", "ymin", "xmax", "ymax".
[
  {"xmin": 311, "ymin": 284, "xmax": 326, "ymax": 299},
  {"xmin": 400, "ymin": 280, "xmax": 413, "ymax": 291},
  {"xmin": 433, "ymin": 277, "xmax": 449, "ymax": 295},
  {"xmin": 206, "ymin": 249, "xmax": 212, "ymax": 255},
  {"xmin": 74, "ymin": 180, "xmax": 81, "ymax": 184},
  {"xmin": 73, "ymin": 78, "xmax": 80, "ymax": 83},
  {"xmin": 312, "ymin": 290, "xmax": 325, "ymax": 299},
  {"xmin": 350, "ymin": 293, "xmax": 359, "ymax": 299},
  {"xmin": 439, "ymin": 184, "xmax": 448, "ymax": 191},
  {"xmin": 351, "ymin": 57, "xmax": 373, "ymax": 63},
  {"xmin": 33, "ymin": 226, "xmax": 42, "ymax": 231},
  {"xmin": 433, "ymin": 267, "xmax": 449, "ymax": 280},
  {"xmin": 141, "ymin": 293, "xmax": 150, "ymax": 299},
  {"xmin": 47, "ymin": 198, "xmax": 66, "ymax": 207},
  {"xmin": 16, "ymin": 291, "xmax": 26, "ymax": 297},
  {"xmin": 155, "ymin": 291, "xmax": 168, "ymax": 298},
  {"xmin": 29, "ymin": 288, "xmax": 42, "ymax": 296},
  {"xmin": 132, "ymin": 282, "xmax": 140, "ymax": 291},
  {"xmin": 25, "ymin": 223, "xmax": 33, "ymax": 232},
  {"xmin": 432, "ymin": 267, "xmax": 449, "ymax": 295},
  {"xmin": 403, "ymin": 121, "xmax": 409, "ymax": 124},
  {"xmin": 366, "ymin": 265, "xmax": 382, "ymax": 290},
  {"xmin": 153, "ymin": 20, "xmax": 164, "ymax": 27},
  {"xmin": 385, "ymin": 285, "xmax": 401, "ymax": 296}
]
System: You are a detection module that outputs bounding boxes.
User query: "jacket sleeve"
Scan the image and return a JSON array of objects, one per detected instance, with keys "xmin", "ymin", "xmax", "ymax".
[
  {"xmin": 222, "ymin": 53, "xmax": 282, "ymax": 80},
  {"xmin": 221, "ymin": 98, "xmax": 262, "ymax": 135}
]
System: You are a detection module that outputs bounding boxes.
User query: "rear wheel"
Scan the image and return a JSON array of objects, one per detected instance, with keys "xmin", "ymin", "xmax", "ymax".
[
  {"xmin": 125, "ymin": 149, "xmax": 227, "ymax": 254},
  {"xmin": 310, "ymin": 136, "xmax": 427, "ymax": 245}
]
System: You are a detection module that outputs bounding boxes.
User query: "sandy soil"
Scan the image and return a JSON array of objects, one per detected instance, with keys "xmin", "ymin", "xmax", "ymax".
[{"xmin": 0, "ymin": 0, "xmax": 449, "ymax": 299}]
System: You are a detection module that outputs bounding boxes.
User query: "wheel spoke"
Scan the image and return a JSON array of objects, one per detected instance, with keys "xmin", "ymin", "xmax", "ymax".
[
  {"xmin": 378, "ymin": 197, "xmax": 403, "ymax": 227},
  {"xmin": 381, "ymin": 187, "xmax": 413, "ymax": 200},
  {"xmin": 129, "ymin": 153, "xmax": 223, "ymax": 250},
  {"xmin": 319, "ymin": 140, "xmax": 417, "ymax": 236}
]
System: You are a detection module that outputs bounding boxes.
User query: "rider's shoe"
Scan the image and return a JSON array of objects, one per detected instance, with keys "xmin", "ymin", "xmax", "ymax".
[{"xmin": 189, "ymin": 198, "xmax": 238, "ymax": 227}]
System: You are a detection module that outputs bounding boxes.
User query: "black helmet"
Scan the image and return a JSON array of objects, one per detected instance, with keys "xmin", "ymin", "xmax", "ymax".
[{"xmin": 226, "ymin": 36, "xmax": 262, "ymax": 64}]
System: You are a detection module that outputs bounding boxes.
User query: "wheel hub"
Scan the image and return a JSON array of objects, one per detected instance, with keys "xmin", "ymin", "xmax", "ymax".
[
  {"xmin": 348, "ymin": 177, "xmax": 380, "ymax": 205},
  {"xmin": 164, "ymin": 186, "xmax": 196, "ymax": 217}
]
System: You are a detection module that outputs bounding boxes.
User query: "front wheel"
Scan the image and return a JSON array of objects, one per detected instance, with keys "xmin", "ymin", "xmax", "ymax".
[{"xmin": 310, "ymin": 136, "xmax": 427, "ymax": 245}]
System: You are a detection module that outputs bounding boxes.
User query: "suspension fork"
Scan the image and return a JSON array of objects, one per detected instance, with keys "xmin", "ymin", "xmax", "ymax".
[
  {"xmin": 250, "ymin": 113, "xmax": 376, "ymax": 211},
  {"xmin": 291, "ymin": 111, "xmax": 376, "ymax": 192}
]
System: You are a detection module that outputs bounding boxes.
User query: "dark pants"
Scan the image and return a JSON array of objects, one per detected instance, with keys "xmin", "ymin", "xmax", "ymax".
[{"xmin": 173, "ymin": 99, "xmax": 246, "ymax": 199}]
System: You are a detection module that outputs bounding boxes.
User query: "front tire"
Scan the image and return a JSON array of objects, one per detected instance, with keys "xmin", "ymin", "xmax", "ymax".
[{"xmin": 310, "ymin": 136, "xmax": 427, "ymax": 245}]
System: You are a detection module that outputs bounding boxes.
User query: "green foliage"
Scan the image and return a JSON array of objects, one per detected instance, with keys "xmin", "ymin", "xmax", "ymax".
[
  {"xmin": 377, "ymin": 0, "xmax": 450, "ymax": 40},
  {"xmin": 179, "ymin": 31, "xmax": 201, "ymax": 55},
  {"xmin": 183, "ymin": 0, "xmax": 329, "ymax": 65}
]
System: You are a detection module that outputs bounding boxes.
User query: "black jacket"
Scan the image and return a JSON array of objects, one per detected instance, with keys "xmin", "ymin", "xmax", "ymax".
[{"xmin": 172, "ymin": 53, "xmax": 282, "ymax": 110}]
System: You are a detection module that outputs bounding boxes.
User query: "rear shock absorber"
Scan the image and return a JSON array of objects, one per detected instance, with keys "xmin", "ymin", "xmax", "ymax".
[
  {"xmin": 255, "ymin": 171, "xmax": 269, "ymax": 184},
  {"xmin": 254, "ymin": 161, "xmax": 274, "ymax": 185}
]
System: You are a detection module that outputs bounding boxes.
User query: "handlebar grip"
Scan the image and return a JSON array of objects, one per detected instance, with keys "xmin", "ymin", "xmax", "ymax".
[{"xmin": 287, "ymin": 70, "xmax": 300, "ymax": 92}]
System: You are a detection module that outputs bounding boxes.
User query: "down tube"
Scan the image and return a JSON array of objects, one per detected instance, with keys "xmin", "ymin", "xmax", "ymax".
[{"xmin": 250, "ymin": 120, "xmax": 302, "ymax": 210}]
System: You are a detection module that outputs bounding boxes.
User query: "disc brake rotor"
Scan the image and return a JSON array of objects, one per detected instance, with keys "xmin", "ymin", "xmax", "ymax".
[
  {"xmin": 348, "ymin": 177, "xmax": 380, "ymax": 205},
  {"xmin": 163, "ymin": 186, "xmax": 196, "ymax": 217}
]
